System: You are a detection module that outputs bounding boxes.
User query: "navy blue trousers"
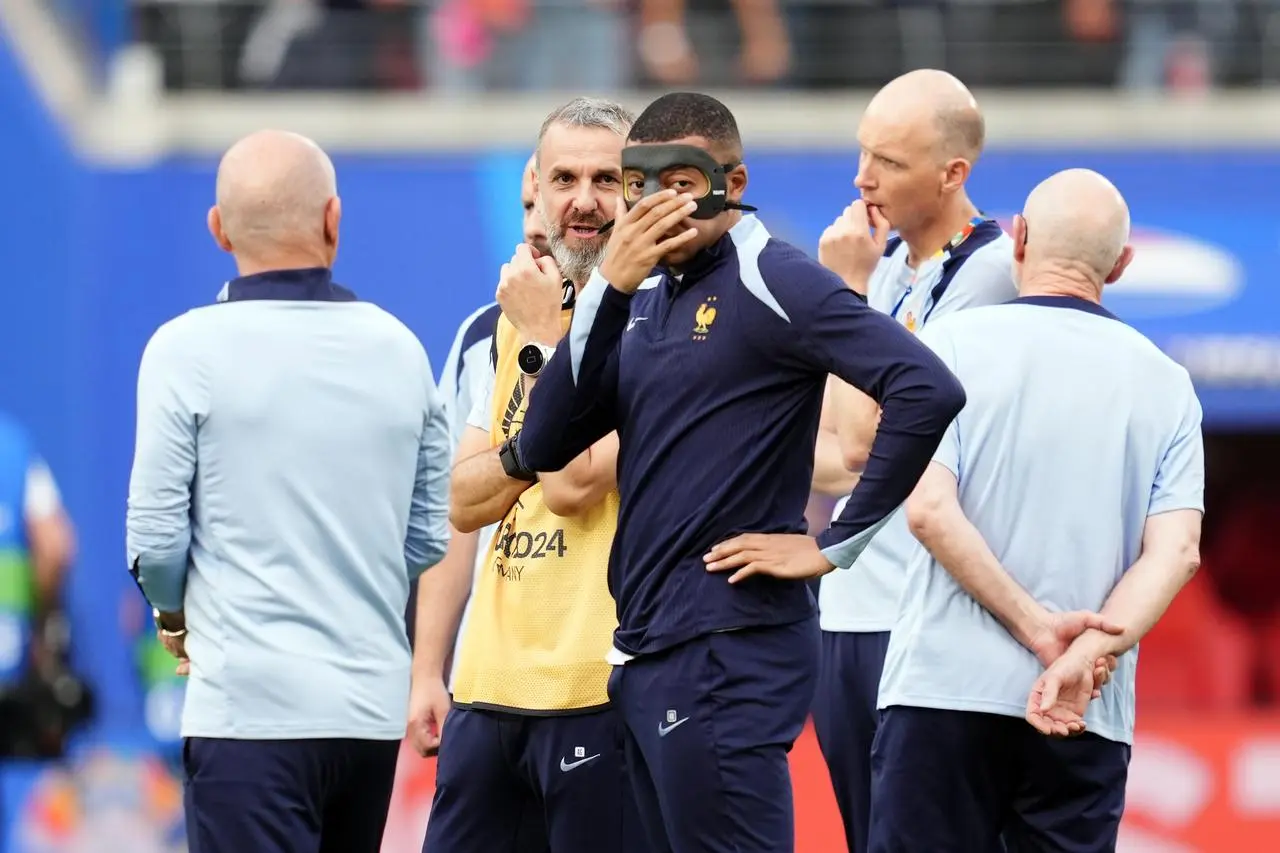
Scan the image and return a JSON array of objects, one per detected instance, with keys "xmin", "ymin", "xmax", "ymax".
[
  {"xmin": 423, "ymin": 705, "xmax": 640, "ymax": 853},
  {"xmin": 811, "ymin": 629, "xmax": 891, "ymax": 853},
  {"xmin": 869, "ymin": 706, "xmax": 1131, "ymax": 853},
  {"xmin": 183, "ymin": 737, "xmax": 400, "ymax": 853},
  {"xmin": 608, "ymin": 617, "xmax": 820, "ymax": 853}
]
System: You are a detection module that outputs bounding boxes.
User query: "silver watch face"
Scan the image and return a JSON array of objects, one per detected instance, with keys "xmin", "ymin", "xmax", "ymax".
[{"xmin": 518, "ymin": 344, "xmax": 547, "ymax": 376}]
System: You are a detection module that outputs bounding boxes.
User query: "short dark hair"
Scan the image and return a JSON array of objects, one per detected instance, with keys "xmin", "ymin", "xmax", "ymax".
[{"xmin": 627, "ymin": 92, "xmax": 743, "ymax": 158}]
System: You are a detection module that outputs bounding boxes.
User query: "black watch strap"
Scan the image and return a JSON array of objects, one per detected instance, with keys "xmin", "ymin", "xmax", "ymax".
[{"xmin": 499, "ymin": 436, "xmax": 538, "ymax": 482}]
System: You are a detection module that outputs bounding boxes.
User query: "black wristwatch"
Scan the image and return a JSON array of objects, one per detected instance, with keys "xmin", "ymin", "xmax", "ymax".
[
  {"xmin": 498, "ymin": 435, "xmax": 538, "ymax": 482},
  {"xmin": 518, "ymin": 342, "xmax": 556, "ymax": 378}
]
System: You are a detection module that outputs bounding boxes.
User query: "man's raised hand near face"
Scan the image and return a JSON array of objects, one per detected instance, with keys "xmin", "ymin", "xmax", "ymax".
[
  {"xmin": 599, "ymin": 190, "xmax": 699, "ymax": 293},
  {"xmin": 497, "ymin": 243, "xmax": 566, "ymax": 348}
]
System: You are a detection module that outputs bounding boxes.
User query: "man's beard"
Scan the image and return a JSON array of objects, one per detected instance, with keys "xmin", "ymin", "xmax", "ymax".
[{"xmin": 547, "ymin": 222, "xmax": 608, "ymax": 286}]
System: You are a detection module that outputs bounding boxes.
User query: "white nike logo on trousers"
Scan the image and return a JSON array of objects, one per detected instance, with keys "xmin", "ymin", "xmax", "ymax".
[
  {"xmin": 658, "ymin": 717, "xmax": 689, "ymax": 737},
  {"xmin": 559, "ymin": 753, "xmax": 601, "ymax": 772}
]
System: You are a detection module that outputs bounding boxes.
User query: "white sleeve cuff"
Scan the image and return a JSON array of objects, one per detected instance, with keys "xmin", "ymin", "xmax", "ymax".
[{"xmin": 24, "ymin": 459, "xmax": 62, "ymax": 522}]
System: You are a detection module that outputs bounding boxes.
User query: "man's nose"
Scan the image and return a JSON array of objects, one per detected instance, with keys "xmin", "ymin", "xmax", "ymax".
[{"xmin": 571, "ymin": 183, "xmax": 599, "ymax": 215}]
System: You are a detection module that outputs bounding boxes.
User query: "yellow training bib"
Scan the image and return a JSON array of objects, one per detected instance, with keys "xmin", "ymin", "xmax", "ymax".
[{"xmin": 450, "ymin": 309, "xmax": 619, "ymax": 713}]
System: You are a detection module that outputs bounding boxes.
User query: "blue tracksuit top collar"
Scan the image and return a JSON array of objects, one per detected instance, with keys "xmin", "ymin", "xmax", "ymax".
[
  {"xmin": 655, "ymin": 218, "xmax": 745, "ymax": 286},
  {"xmin": 216, "ymin": 267, "xmax": 358, "ymax": 303}
]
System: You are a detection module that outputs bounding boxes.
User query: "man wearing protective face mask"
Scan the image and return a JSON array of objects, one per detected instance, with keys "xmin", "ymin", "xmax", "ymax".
[{"xmin": 512, "ymin": 91, "xmax": 967, "ymax": 853}]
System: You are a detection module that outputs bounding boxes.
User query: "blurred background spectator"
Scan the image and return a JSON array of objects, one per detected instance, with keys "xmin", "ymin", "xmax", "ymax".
[{"xmin": 113, "ymin": 0, "xmax": 1280, "ymax": 92}]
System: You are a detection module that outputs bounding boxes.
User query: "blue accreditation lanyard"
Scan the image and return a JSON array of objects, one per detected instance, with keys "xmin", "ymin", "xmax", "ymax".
[{"xmin": 886, "ymin": 215, "xmax": 988, "ymax": 330}]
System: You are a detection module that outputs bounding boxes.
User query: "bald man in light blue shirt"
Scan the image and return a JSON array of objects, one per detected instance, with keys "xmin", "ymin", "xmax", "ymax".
[
  {"xmin": 126, "ymin": 129, "xmax": 450, "ymax": 853},
  {"xmin": 869, "ymin": 169, "xmax": 1204, "ymax": 853},
  {"xmin": 809, "ymin": 70, "xmax": 1017, "ymax": 853}
]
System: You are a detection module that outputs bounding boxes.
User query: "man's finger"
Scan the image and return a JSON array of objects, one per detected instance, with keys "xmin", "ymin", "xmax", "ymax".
[
  {"xmin": 514, "ymin": 242, "xmax": 534, "ymax": 262},
  {"xmin": 705, "ymin": 550, "xmax": 756, "ymax": 572},
  {"xmin": 727, "ymin": 563, "xmax": 762, "ymax": 584},
  {"xmin": 867, "ymin": 203, "xmax": 891, "ymax": 240},
  {"xmin": 412, "ymin": 732, "xmax": 439, "ymax": 758},
  {"xmin": 656, "ymin": 228, "xmax": 700, "ymax": 257},
  {"xmin": 628, "ymin": 189, "xmax": 680, "ymax": 223},
  {"xmin": 1094, "ymin": 617, "xmax": 1125, "ymax": 636},
  {"xmin": 1037, "ymin": 673, "xmax": 1062, "ymax": 713},
  {"xmin": 704, "ymin": 536, "xmax": 748, "ymax": 560},
  {"xmin": 647, "ymin": 198, "xmax": 700, "ymax": 240},
  {"xmin": 535, "ymin": 255, "xmax": 559, "ymax": 275},
  {"xmin": 1070, "ymin": 611, "xmax": 1124, "ymax": 635},
  {"xmin": 638, "ymin": 193, "xmax": 695, "ymax": 234},
  {"xmin": 843, "ymin": 200, "xmax": 869, "ymax": 228},
  {"xmin": 1026, "ymin": 693, "xmax": 1054, "ymax": 736},
  {"xmin": 510, "ymin": 248, "xmax": 541, "ymax": 275}
]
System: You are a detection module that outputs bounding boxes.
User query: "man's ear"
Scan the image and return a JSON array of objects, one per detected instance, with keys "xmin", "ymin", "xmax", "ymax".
[
  {"xmin": 727, "ymin": 163, "xmax": 748, "ymax": 202},
  {"xmin": 942, "ymin": 158, "xmax": 971, "ymax": 195},
  {"xmin": 1105, "ymin": 244, "xmax": 1135, "ymax": 285},
  {"xmin": 208, "ymin": 206, "xmax": 233, "ymax": 253},
  {"xmin": 324, "ymin": 196, "xmax": 342, "ymax": 248},
  {"xmin": 1012, "ymin": 214, "xmax": 1028, "ymax": 265}
]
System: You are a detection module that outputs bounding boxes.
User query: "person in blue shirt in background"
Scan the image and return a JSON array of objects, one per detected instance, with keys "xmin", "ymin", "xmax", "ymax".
[
  {"xmin": 514, "ymin": 91, "xmax": 966, "ymax": 853},
  {"xmin": 0, "ymin": 416, "xmax": 79, "ymax": 758}
]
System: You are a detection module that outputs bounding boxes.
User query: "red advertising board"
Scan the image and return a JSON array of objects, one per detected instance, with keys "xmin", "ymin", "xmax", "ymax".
[{"xmin": 381, "ymin": 713, "xmax": 1280, "ymax": 853}]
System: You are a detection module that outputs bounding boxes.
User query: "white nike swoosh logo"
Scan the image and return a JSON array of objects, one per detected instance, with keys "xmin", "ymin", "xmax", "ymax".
[
  {"xmin": 559, "ymin": 753, "xmax": 601, "ymax": 772},
  {"xmin": 626, "ymin": 317, "xmax": 647, "ymax": 331},
  {"xmin": 657, "ymin": 717, "xmax": 689, "ymax": 737}
]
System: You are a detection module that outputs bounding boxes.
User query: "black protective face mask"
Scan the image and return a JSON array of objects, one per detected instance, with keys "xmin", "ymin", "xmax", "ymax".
[{"xmin": 620, "ymin": 143, "xmax": 758, "ymax": 220}]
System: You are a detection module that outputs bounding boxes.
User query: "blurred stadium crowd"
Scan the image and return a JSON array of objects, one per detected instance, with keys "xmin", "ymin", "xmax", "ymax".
[{"xmin": 58, "ymin": 0, "xmax": 1280, "ymax": 93}]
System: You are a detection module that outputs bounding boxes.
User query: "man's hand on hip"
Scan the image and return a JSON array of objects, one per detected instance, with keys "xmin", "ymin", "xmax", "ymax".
[
  {"xmin": 703, "ymin": 533, "xmax": 836, "ymax": 584},
  {"xmin": 497, "ymin": 243, "xmax": 566, "ymax": 346}
]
